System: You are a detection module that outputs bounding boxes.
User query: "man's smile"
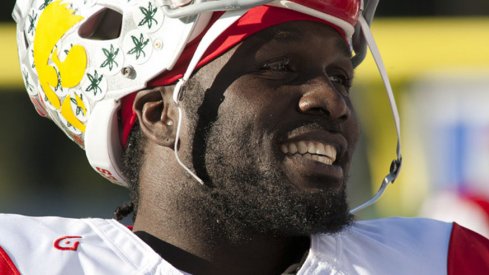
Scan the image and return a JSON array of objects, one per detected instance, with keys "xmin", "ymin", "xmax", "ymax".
[
  {"xmin": 277, "ymin": 129, "xmax": 348, "ymax": 190},
  {"xmin": 280, "ymin": 141, "xmax": 337, "ymax": 165}
]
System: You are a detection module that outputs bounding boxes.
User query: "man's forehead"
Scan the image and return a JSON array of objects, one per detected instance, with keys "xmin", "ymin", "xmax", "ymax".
[{"xmin": 251, "ymin": 22, "xmax": 352, "ymax": 58}]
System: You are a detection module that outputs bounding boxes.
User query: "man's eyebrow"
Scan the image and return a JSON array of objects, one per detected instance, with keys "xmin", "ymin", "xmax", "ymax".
[
  {"xmin": 271, "ymin": 29, "xmax": 304, "ymax": 42},
  {"xmin": 272, "ymin": 29, "xmax": 352, "ymax": 58}
]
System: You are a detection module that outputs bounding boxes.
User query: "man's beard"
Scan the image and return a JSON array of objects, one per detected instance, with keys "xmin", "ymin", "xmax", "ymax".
[{"xmin": 189, "ymin": 109, "xmax": 353, "ymax": 243}]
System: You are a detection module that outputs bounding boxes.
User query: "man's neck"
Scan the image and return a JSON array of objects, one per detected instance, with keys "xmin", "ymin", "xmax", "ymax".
[{"xmin": 133, "ymin": 207, "xmax": 309, "ymax": 275}]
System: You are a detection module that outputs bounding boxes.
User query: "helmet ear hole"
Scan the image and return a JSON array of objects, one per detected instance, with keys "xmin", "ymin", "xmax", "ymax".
[{"xmin": 79, "ymin": 8, "xmax": 123, "ymax": 40}]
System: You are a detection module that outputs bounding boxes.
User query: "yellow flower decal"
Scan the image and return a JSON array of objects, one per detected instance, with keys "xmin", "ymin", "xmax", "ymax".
[{"xmin": 33, "ymin": 0, "xmax": 88, "ymax": 132}]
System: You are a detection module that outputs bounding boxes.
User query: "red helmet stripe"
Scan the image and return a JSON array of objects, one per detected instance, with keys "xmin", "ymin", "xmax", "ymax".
[{"xmin": 290, "ymin": 0, "xmax": 360, "ymax": 25}]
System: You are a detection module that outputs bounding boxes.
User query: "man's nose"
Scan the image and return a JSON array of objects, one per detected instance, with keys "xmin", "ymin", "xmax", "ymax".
[{"xmin": 297, "ymin": 76, "xmax": 350, "ymax": 120}]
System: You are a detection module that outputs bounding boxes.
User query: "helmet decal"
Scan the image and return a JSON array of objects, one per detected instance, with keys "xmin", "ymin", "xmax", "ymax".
[
  {"xmin": 99, "ymin": 44, "xmax": 123, "ymax": 75},
  {"xmin": 81, "ymin": 68, "xmax": 108, "ymax": 101},
  {"xmin": 26, "ymin": 10, "xmax": 37, "ymax": 37},
  {"xmin": 124, "ymin": 31, "xmax": 153, "ymax": 64},
  {"xmin": 60, "ymin": 89, "xmax": 90, "ymax": 132},
  {"xmin": 21, "ymin": 65, "xmax": 36, "ymax": 96},
  {"xmin": 38, "ymin": 0, "xmax": 54, "ymax": 10},
  {"xmin": 134, "ymin": 1, "xmax": 164, "ymax": 32},
  {"xmin": 33, "ymin": 0, "xmax": 88, "ymax": 133}
]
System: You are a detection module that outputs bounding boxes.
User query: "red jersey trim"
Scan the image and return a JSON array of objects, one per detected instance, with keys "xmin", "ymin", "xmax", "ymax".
[
  {"xmin": 0, "ymin": 246, "xmax": 20, "ymax": 275},
  {"xmin": 448, "ymin": 223, "xmax": 489, "ymax": 275}
]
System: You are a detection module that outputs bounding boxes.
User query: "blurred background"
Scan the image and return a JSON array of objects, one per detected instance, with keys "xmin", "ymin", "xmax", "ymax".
[{"xmin": 1, "ymin": 1, "xmax": 489, "ymax": 235}]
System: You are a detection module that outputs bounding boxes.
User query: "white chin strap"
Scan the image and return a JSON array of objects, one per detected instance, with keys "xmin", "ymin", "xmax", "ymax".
[
  {"xmin": 169, "ymin": 10, "xmax": 403, "ymax": 214},
  {"xmin": 350, "ymin": 15, "xmax": 402, "ymax": 214}
]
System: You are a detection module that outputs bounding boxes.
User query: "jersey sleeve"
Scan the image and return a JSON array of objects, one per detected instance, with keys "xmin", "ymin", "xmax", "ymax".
[
  {"xmin": 0, "ymin": 246, "xmax": 20, "ymax": 275},
  {"xmin": 448, "ymin": 223, "xmax": 489, "ymax": 275}
]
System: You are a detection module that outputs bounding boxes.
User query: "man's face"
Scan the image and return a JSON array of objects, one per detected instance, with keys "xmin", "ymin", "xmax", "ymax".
[{"xmin": 185, "ymin": 21, "xmax": 359, "ymax": 239}]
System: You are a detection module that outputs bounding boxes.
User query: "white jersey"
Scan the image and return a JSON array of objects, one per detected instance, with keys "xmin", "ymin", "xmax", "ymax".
[{"xmin": 0, "ymin": 214, "xmax": 487, "ymax": 275}]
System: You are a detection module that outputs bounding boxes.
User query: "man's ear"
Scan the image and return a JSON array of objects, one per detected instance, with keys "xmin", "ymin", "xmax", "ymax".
[{"xmin": 133, "ymin": 86, "xmax": 177, "ymax": 147}]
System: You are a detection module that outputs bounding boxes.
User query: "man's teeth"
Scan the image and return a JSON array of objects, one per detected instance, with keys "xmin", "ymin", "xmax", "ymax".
[{"xmin": 280, "ymin": 141, "xmax": 337, "ymax": 165}]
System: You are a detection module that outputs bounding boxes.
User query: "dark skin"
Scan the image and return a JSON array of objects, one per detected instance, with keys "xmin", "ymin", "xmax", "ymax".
[{"xmin": 132, "ymin": 21, "xmax": 358, "ymax": 275}]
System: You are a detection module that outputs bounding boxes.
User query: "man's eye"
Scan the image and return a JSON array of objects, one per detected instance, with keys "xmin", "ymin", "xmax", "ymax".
[
  {"xmin": 329, "ymin": 74, "xmax": 352, "ymax": 90},
  {"xmin": 261, "ymin": 57, "xmax": 292, "ymax": 72}
]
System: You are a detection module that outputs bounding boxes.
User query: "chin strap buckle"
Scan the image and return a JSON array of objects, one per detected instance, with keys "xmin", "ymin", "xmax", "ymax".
[
  {"xmin": 173, "ymin": 78, "xmax": 187, "ymax": 104},
  {"xmin": 389, "ymin": 156, "xmax": 402, "ymax": 183}
]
